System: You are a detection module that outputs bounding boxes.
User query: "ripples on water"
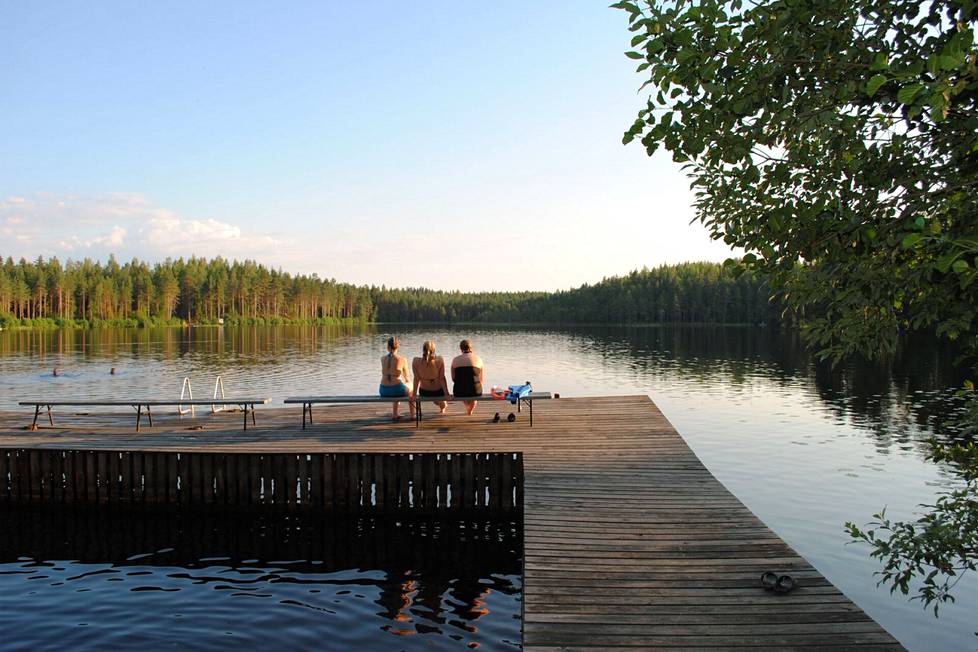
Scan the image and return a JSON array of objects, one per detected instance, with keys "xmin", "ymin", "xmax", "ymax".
[
  {"xmin": 0, "ymin": 505, "xmax": 522, "ymax": 651},
  {"xmin": 0, "ymin": 324, "xmax": 975, "ymax": 650}
]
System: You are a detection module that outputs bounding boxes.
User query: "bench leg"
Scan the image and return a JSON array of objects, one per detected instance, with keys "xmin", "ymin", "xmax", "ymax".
[
  {"xmin": 252, "ymin": 404, "xmax": 257, "ymax": 427},
  {"xmin": 47, "ymin": 405, "xmax": 54, "ymax": 426},
  {"xmin": 243, "ymin": 405, "xmax": 248, "ymax": 431},
  {"xmin": 415, "ymin": 399, "xmax": 422, "ymax": 428},
  {"xmin": 530, "ymin": 398, "xmax": 533, "ymax": 427},
  {"xmin": 301, "ymin": 403, "xmax": 307, "ymax": 430},
  {"xmin": 136, "ymin": 405, "xmax": 142, "ymax": 432},
  {"xmin": 147, "ymin": 405, "xmax": 153, "ymax": 427},
  {"xmin": 31, "ymin": 405, "xmax": 40, "ymax": 430}
]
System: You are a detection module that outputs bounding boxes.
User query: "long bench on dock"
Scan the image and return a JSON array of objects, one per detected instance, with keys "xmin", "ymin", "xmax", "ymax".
[
  {"xmin": 19, "ymin": 399, "xmax": 271, "ymax": 432},
  {"xmin": 284, "ymin": 391, "xmax": 552, "ymax": 429}
]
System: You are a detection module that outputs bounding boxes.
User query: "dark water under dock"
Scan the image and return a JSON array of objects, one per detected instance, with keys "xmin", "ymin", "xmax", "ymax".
[{"xmin": 0, "ymin": 505, "xmax": 523, "ymax": 651}]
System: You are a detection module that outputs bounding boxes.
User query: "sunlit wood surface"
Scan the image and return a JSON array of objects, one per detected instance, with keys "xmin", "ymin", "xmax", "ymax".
[{"xmin": 0, "ymin": 395, "xmax": 902, "ymax": 650}]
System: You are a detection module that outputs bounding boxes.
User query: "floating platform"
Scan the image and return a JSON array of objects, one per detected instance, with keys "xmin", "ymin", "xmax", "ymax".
[{"xmin": 0, "ymin": 395, "xmax": 902, "ymax": 650}]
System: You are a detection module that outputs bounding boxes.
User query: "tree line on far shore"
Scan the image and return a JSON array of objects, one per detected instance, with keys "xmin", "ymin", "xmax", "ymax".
[{"xmin": 0, "ymin": 255, "xmax": 775, "ymax": 329}]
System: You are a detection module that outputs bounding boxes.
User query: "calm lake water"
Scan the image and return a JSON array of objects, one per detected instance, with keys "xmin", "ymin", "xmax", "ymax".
[
  {"xmin": 0, "ymin": 506, "xmax": 522, "ymax": 651},
  {"xmin": 0, "ymin": 324, "xmax": 975, "ymax": 650}
]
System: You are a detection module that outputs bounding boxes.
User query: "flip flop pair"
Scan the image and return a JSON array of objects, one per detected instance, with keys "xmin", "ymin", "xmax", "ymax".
[
  {"xmin": 492, "ymin": 412, "xmax": 517, "ymax": 423},
  {"xmin": 761, "ymin": 572, "xmax": 796, "ymax": 594}
]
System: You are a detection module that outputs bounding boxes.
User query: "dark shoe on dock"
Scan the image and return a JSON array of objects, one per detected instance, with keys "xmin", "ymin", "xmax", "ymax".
[{"xmin": 774, "ymin": 574, "xmax": 796, "ymax": 594}]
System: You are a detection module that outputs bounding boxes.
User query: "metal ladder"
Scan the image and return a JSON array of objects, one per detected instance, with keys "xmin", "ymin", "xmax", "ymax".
[
  {"xmin": 178, "ymin": 377, "xmax": 194, "ymax": 416},
  {"xmin": 211, "ymin": 376, "xmax": 226, "ymax": 413}
]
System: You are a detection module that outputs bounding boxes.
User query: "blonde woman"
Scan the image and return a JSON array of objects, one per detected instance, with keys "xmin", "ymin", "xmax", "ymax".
[
  {"xmin": 412, "ymin": 340, "xmax": 450, "ymax": 414},
  {"xmin": 379, "ymin": 336, "xmax": 414, "ymax": 420}
]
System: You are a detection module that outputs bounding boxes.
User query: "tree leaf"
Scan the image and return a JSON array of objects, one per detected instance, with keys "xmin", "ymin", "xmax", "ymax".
[
  {"xmin": 901, "ymin": 233, "xmax": 924, "ymax": 249},
  {"xmin": 897, "ymin": 83, "xmax": 924, "ymax": 105},
  {"xmin": 866, "ymin": 75, "xmax": 887, "ymax": 97}
]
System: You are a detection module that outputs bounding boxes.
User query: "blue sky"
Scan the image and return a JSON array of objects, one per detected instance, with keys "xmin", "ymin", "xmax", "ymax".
[{"xmin": 0, "ymin": 1, "xmax": 733, "ymax": 290}]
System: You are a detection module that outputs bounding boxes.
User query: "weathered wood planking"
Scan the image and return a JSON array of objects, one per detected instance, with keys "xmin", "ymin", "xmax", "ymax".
[{"xmin": 0, "ymin": 396, "xmax": 903, "ymax": 650}]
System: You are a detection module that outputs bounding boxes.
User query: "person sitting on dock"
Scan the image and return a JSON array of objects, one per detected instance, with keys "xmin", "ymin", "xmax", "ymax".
[
  {"xmin": 451, "ymin": 339, "xmax": 484, "ymax": 416},
  {"xmin": 380, "ymin": 336, "xmax": 415, "ymax": 421},
  {"xmin": 413, "ymin": 340, "xmax": 450, "ymax": 414}
]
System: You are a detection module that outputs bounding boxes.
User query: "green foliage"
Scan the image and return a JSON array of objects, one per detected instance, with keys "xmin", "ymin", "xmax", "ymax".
[
  {"xmin": 617, "ymin": 0, "xmax": 978, "ymax": 614},
  {"xmin": 0, "ymin": 255, "xmax": 373, "ymax": 326},
  {"xmin": 846, "ymin": 392, "xmax": 978, "ymax": 614},
  {"xmin": 370, "ymin": 262, "xmax": 775, "ymax": 324},
  {"xmin": 0, "ymin": 255, "xmax": 775, "ymax": 329},
  {"xmin": 618, "ymin": 0, "xmax": 978, "ymax": 362}
]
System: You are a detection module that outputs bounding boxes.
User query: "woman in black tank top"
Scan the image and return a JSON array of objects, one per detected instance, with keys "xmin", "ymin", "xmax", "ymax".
[{"xmin": 451, "ymin": 339, "xmax": 484, "ymax": 416}]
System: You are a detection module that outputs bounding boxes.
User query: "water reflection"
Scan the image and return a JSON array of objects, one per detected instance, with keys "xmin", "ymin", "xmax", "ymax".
[
  {"xmin": 0, "ymin": 323, "xmax": 975, "ymax": 649},
  {"xmin": 1, "ymin": 324, "xmax": 969, "ymax": 444},
  {"xmin": 0, "ymin": 504, "xmax": 522, "ymax": 650}
]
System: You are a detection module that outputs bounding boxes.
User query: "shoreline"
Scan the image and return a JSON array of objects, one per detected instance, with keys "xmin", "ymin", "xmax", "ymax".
[{"xmin": 0, "ymin": 318, "xmax": 777, "ymax": 332}]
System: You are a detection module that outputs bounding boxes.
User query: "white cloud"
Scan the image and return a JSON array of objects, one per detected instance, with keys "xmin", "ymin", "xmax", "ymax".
[{"xmin": 0, "ymin": 192, "xmax": 281, "ymax": 262}]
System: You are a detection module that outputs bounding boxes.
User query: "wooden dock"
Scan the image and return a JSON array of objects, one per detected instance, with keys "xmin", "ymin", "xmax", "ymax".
[{"xmin": 0, "ymin": 395, "xmax": 902, "ymax": 650}]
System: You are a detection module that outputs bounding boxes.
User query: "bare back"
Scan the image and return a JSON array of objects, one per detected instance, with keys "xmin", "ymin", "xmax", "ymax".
[
  {"xmin": 413, "ymin": 356, "xmax": 445, "ymax": 390},
  {"xmin": 380, "ymin": 353, "xmax": 410, "ymax": 386}
]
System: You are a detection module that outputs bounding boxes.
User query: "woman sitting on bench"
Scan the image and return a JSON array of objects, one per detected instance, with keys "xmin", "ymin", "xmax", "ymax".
[
  {"xmin": 451, "ymin": 338, "xmax": 484, "ymax": 416},
  {"xmin": 413, "ymin": 340, "xmax": 450, "ymax": 414},
  {"xmin": 380, "ymin": 336, "xmax": 414, "ymax": 421}
]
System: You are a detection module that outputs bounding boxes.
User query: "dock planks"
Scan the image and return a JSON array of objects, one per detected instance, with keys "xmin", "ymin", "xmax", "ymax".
[{"xmin": 0, "ymin": 395, "xmax": 902, "ymax": 650}]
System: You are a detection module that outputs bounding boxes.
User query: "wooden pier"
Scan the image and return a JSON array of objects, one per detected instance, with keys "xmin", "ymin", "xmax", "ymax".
[{"xmin": 0, "ymin": 395, "xmax": 902, "ymax": 650}]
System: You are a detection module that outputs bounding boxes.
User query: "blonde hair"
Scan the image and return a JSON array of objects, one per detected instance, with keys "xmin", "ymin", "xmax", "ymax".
[{"xmin": 422, "ymin": 340, "xmax": 436, "ymax": 362}]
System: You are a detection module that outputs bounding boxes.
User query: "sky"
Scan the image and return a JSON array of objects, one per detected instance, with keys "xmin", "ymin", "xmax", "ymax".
[{"xmin": 0, "ymin": 1, "xmax": 734, "ymax": 291}]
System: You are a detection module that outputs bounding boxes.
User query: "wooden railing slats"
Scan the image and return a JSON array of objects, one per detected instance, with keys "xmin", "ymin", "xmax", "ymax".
[{"xmin": 0, "ymin": 448, "xmax": 522, "ymax": 514}]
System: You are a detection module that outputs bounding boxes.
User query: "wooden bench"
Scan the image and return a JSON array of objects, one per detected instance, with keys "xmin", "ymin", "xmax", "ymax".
[
  {"xmin": 19, "ymin": 399, "xmax": 272, "ymax": 432},
  {"xmin": 283, "ymin": 392, "xmax": 553, "ymax": 429}
]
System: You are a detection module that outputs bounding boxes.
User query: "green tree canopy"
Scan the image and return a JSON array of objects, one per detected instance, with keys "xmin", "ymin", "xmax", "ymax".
[{"xmin": 618, "ymin": 0, "xmax": 978, "ymax": 361}]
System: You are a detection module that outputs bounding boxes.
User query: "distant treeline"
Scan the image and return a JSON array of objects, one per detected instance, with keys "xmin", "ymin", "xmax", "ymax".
[
  {"xmin": 0, "ymin": 256, "xmax": 775, "ymax": 329},
  {"xmin": 371, "ymin": 263, "xmax": 775, "ymax": 324}
]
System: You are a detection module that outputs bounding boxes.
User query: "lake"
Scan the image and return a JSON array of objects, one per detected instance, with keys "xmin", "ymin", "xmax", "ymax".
[{"xmin": 0, "ymin": 323, "xmax": 975, "ymax": 650}]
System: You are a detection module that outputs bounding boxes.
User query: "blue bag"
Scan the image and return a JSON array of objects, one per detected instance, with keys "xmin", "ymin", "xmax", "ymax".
[{"xmin": 507, "ymin": 383, "xmax": 532, "ymax": 404}]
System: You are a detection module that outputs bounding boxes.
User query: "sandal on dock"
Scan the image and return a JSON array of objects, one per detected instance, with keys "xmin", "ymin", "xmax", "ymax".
[
  {"xmin": 773, "ymin": 575, "xmax": 796, "ymax": 594},
  {"xmin": 493, "ymin": 413, "xmax": 500, "ymax": 422},
  {"xmin": 760, "ymin": 571, "xmax": 778, "ymax": 591}
]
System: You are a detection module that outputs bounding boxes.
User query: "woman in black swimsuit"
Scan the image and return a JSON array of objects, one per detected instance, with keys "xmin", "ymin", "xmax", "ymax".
[
  {"xmin": 451, "ymin": 339, "xmax": 484, "ymax": 416},
  {"xmin": 412, "ymin": 340, "xmax": 450, "ymax": 414}
]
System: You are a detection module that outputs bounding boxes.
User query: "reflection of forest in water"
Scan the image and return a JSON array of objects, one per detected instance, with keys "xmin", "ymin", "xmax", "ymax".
[
  {"xmin": 2, "ymin": 323, "xmax": 971, "ymax": 450},
  {"xmin": 0, "ymin": 324, "xmax": 369, "ymax": 364},
  {"xmin": 559, "ymin": 325, "xmax": 972, "ymax": 449},
  {"xmin": 0, "ymin": 504, "xmax": 522, "ymax": 646}
]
